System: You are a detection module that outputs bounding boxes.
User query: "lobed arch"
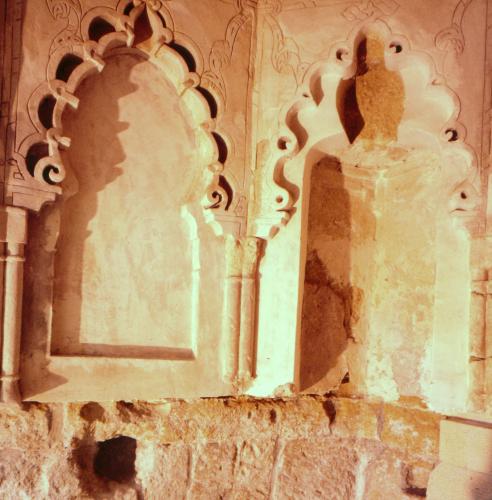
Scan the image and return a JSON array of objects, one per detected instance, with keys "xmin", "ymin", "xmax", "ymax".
[
  {"xmin": 20, "ymin": 0, "xmax": 238, "ymax": 223},
  {"xmin": 262, "ymin": 19, "xmax": 482, "ymax": 404},
  {"xmin": 270, "ymin": 19, "xmax": 480, "ymax": 224}
]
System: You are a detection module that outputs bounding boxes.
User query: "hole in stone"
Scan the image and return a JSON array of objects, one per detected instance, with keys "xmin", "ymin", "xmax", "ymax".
[
  {"xmin": 302, "ymin": 92, "xmax": 309, "ymax": 98},
  {"xmin": 218, "ymin": 174, "xmax": 233, "ymax": 210},
  {"xmin": 278, "ymin": 137, "xmax": 288, "ymax": 150},
  {"xmin": 322, "ymin": 399, "xmax": 336, "ymax": 424},
  {"xmin": 336, "ymin": 48, "xmax": 347, "ymax": 61},
  {"xmin": 38, "ymin": 95, "xmax": 56, "ymax": 129},
  {"xmin": 337, "ymin": 78, "xmax": 364, "ymax": 143},
  {"xmin": 43, "ymin": 165, "xmax": 60, "ymax": 185},
  {"xmin": 93, "ymin": 436, "xmax": 137, "ymax": 484},
  {"xmin": 269, "ymin": 409, "xmax": 277, "ymax": 424},
  {"xmin": 212, "ymin": 132, "xmax": 228, "ymax": 163},
  {"xmin": 460, "ymin": 191, "xmax": 467, "ymax": 200},
  {"xmin": 88, "ymin": 17, "xmax": 116, "ymax": 42},
  {"xmin": 389, "ymin": 42, "xmax": 403, "ymax": 53},
  {"xmin": 446, "ymin": 128, "xmax": 458, "ymax": 142},
  {"xmin": 196, "ymin": 86, "xmax": 218, "ymax": 119},
  {"xmin": 26, "ymin": 142, "xmax": 49, "ymax": 176},
  {"xmin": 123, "ymin": 2, "xmax": 134, "ymax": 16},
  {"xmin": 56, "ymin": 54, "xmax": 84, "ymax": 82},
  {"xmin": 341, "ymin": 372, "xmax": 350, "ymax": 384},
  {"xmin": 169, "ymin": 41, "xmax": 196, "ymax": 72},
  {"xmin": 403, "ymin": 487, "xmax": 426, "ymax": 497},
  {"xmin": 134, "ymin": 7, "xmax": 153, "ymax": 45},
  {"xmin": 276, "ymin": 195, "xmax": 283, "ymax": 204}
]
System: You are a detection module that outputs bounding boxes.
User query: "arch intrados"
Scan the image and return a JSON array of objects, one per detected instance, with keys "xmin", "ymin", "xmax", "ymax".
[{"xmin": 26, "ymin": 3, "xmax": 220, "ymax": 194}]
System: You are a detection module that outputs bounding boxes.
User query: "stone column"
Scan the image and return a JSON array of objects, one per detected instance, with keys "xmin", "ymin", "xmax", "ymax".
[
  {"xmin": 238, "ymin": 236, "xmax": 263, "ymax": 384},
  {"xmin": 222, "ymin": 236, "xmax": 243, "ymax": 381},
  {"xmin": 0, "ymin": 206, "xmax": 27, "ymax": 404}
]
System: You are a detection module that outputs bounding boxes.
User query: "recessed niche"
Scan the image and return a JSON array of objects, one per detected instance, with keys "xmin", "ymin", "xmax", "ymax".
[
  {"xmin": 300, "ymin": 157, "xmax": 351, "ymax": 391},
  {"xmin": 51, "ymin": 53, "xmax": 199, "ymax": 359}
]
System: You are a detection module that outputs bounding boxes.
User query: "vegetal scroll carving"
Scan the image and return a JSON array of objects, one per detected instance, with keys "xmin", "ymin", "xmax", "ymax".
[
  {"xmin": 341, "ymin": 0, "xmax": 399, "ymax": 22},
  {"xmin": 435, "ymin": 0, "xmax": 473, "ymax": 55},
  {"xmin": 18, "ymin": 0, "xmax": 234, "ymax": 227},
  {"xmin": 261, "ymin": 19, "xmax": 481, "ymax": 240},
  {"xmin": 47, "ymin": 0, "xmax": 83, "ymax": 54}
]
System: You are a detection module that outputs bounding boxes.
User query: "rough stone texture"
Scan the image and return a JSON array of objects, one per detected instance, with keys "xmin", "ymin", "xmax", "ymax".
[
  {"xmin": 277, "ymin": 439, "xmax": 358, "ymax": 499},
  {"xmin": 0, "ymin": 396, "xmax": 439, "ymax": 498}
]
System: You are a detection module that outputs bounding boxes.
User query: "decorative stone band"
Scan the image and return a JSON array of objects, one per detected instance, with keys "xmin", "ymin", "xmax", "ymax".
[{"xmin": 0, "ymin": 206, "xmax": 27, "ymax": 404}]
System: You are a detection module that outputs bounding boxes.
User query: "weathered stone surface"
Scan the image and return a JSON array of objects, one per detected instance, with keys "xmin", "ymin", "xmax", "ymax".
[
  {"xmin": 362, "ymin": 447, "xmax": 434, "ymax": 500},
  {"xmin": 380, "ymin": 403, "xmax": 440, "ymax": 458},
  {"xmin": 276, "ymin": 438, "xmax": 358, "ymax": 499},
  {"xmin": 0, "ymin": 397, "xmax": 440, "ymax": 498},
  {"xmin": 138, "ymin": 443, "xmax": 189, "ymax": 498},
  {"xmin": 331, "ymin": 397, "xmax": 380, "ymax": 441}
]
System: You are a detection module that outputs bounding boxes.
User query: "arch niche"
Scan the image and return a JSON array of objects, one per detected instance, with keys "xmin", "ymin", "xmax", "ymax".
[
  {"xmin": 21, "ymin": 0, "xmax": 230, "ymax": 401},
  {"xmin": 270, "ymin": 21, "xmax": 480, "ymax": 411}
]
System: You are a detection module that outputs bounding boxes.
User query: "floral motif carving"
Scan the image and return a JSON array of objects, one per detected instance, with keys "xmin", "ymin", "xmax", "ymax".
[
  {"xmin": 435, "ymin": 0, "xmax": 473, "ymax": 55},
  {"xmin": 202, "ymin": 3, "xmax": 252, "ymax": 105},
  {"xmin": 342, "ymin": 0, "xmax": 399, "ymax": 22},
  {"xmin": 46, "ymin": 0, "xmax": 83, "ymax": 54},
  {"xmin": 264, "ymin": 12, "xmax": 310, "ymax": 85}
]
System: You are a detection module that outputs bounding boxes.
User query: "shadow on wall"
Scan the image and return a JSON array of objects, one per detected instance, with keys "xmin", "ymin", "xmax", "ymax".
[
  {"xmin": 299, "ymin": 35, "xmax": 376, "ymax": 392},
  {"xmin": 50, "ymin": 54, "xmax": 135, "ymax": 355},
  {"xmin": 299, "ymin": 156, "xmax": 353, "ymax": 392},
  {"xmin": 20, "ymin": 55, "xmax": 137, "ymax": 396}
]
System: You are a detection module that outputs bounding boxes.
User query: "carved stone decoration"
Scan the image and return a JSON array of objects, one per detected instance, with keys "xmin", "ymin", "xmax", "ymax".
[
  {"xmin": 222, "ymin": 235, "xmax": 264, "ymax": 388},
  {"xmin": 21, "ymin": 0, "xmax": 224, "ymax": 204},
  {"xmin": 265, "ymin": 19, "xmax": 481, "ymax": 407},
  {"xmin": 0, "ymin": 0, "xmax": 49, "ymax": 403},
  {"xmin": 435, "ymin": 0, "xmax": 473, "ymax": 55},
  {"xmin": 16, "ymin": 0, "xmax": 258, "ymax": 402}
]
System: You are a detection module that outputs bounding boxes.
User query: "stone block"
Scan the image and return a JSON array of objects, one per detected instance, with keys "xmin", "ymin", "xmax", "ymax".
[
  {"xmin": 188, "ymin": 442, "xmax": 236, "ymax": 499},
  {"xmin": 427, "ymin": 463, "xmax": 492, "ymax": 500},
  {"xmin": 439, "ymin": 419, "xmax": 492, "ymax": 474},
  {"xmin": 331, "ymin": 397, "xmax": 380, "ymax": 440},
  {"xmin": 138, "ymin": 443, "xmax": 189, "ymax": 498},
  {"xmin": 380, "ymin": 404, "xmax": 440, "ymax": 458},
  {"xmin": 276, "ymin": 438, "xmax": 358, "ymax": 499}
]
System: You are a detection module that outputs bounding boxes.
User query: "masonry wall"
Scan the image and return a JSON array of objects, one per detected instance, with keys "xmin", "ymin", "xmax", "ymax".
[
  {"xmin": 0, "ymin": 396, "xmax": 439, "ymax": 499},
  {"xmin": 2, "ymin": 0, "xmax": 491, "ymax": 497}
]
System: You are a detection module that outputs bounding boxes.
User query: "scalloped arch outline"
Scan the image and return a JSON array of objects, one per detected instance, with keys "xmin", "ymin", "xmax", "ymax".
[
  {"xmin": 20, "ymin": 0, "xmax": 234, "ymax": 219},
  {"xmin": 268, "ymin": 19, "xmax": 481, "ymax": 229}
]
